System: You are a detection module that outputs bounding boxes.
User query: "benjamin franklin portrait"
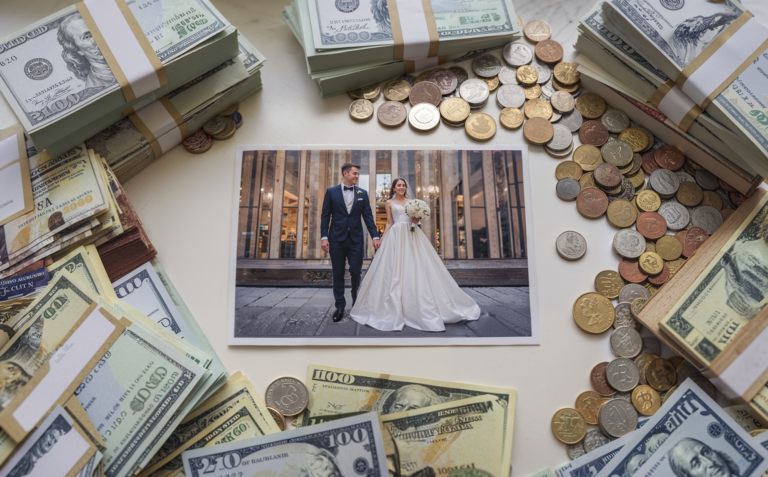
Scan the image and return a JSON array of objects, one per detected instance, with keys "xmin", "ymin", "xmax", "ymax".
[
  {"xmin": 249, "ymin": 443, "xmax": 342, "ymax": 477},
  {"xmin": 381, "ymin": 384, "xmax": 444, "ymax": 414},
  {"xmin": 668, "ymin": 437, "xmax": 740, "ymax": 477},
  {"xmin": 57, "ymin": 13, "xmax": 117, "ymax": 90},
  {"xmin": 7, "ymin": 415, "xmax": 70, "ymax": 477}
]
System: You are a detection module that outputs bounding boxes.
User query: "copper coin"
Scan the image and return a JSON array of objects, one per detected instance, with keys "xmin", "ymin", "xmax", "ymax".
[
  {"xmin": 523, "ymin": 117, "xmax": 555, "ymax": 144},
  {"xmin": 594, "ymin": 163, "xmax": 622, "ymax": 189},
  {"xmin": 636, "ymin": 212, "xmax": 667, "ymax": 240},
  {"xmin": 683, "ymin": 226, "xmax": 708, "ymax": 257},
  {"xmin": 577, "ymin": 188, "xmax": 609, "ymax": 219},
  {"xmin": 653, "ymin": 146, "xmax": 685, "ymax": 170},
  {"xmin": 591, "ymin": 362, "xmax": 616, "ymax": 396},
  {"xmin": 409, "ymin": 81, "xmax": 442, "ymax": 107},
  {"xmin": 619, "ymin": 259, "xmax": 648, "ymax": 284},
  {"xmin": 729, "ymin": 191, "xmax": 747, "ymax": 208},
  {"xmin": 647, "ymin": 262, "xmax": 670, "ymax": 285},
  {"xmin": 535, "ymin": 39, "xmax": 564, "ymax": 63},
  {"xmin": 719, "ymin": 178, "xmax": 737, "ymax": 193},
  {"xmin": 674, "ymin": 229, "xmax": 687, "ymax": 245},
  {"xmin": 641, "ymin": 151, "xmax": 660, "ymax": 175},
  {"xmin": 579, "ymin": 120, "xmax": 610, "ymax": 147}
]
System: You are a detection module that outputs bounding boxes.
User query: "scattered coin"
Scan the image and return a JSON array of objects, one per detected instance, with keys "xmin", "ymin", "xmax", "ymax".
[
  {"xmin": 530, "ymin": 60, "xmax": 552, "ymax": 85},
  {"xmin": 573, "ymin": 292, "xmax": 614, "ymax": 334},
  {"xmin": 547, "ymin": 124, "xmax": 573, "ymax": 151},
  {"xmin": 552, "ymin": 408, "xmax": 587, "ymax": 444},
  {"xmin": 656, "ymin": 235, "xmax": 683, "ymax": 261},
  {"xmin": 636, "ymin": 212, "xmax": 667, "ymax": 240},
  {"xmin": 594, "ymin": 163, "xmax": 623, "ymax": 189},
  {"xmin": 573, "ymin": 145, "xmax": 603, "ymax": 172},
  {"xmin": 577, "ymin": 188, "xmax": 609, "ymax": 219},
  {"xmin": 557, "ymin": 231, "xmax": 587, "ymax": 261},
  {"xmin": 578, "ymin": 121, "xmax": 610, "ymax": 147},
  {"xmin": 459, "ymin": 79, "xmax": 491, "ymax": 108},
  {"xmin": 525, "ymin": 98, "xmax": 553, "ymax": 120},
  {"xmin": 377, "ymin": 101, "xmax": 407, "ymax": 126},
  {"xmin": 559, "ymin": 109, "xmax": 584, "ymax": 132},
  {"xmin": 630, "ymin": 298, "xmax": 647, "ymax": 319},
  {"xmin": 599, "ymin": 399, "xmax": 638, "ymax": 438},
  {"xmin": 499, "ymin": 107, "xmax": 524, "ymax": 129},
  {"xmin": 636, "ymin": 190, "xmax": 661, "ymax": 212},
  {"xmin": 613, "ymin": 229, "xmax": 646, "ymax": 259},
  {"xmin": 517, "ymin": 65, "xmax": 539, "ymax": 85},
  {"xmin": 607, "ymin": 200, "xmax": 637, "ymax": 228},
  {"xmin": 691, "ymin": 206, "xmax": 723, "ymax": 234},
  {"xmin": 601, "ymin": 140, "xmax": 634, "ymax": 168},
  {"xmin": 522, "ymin": 83, "xmax": 543, "ymax": 99},
  {"xmin": 567, "ymin": 442, "xmax": 587, "ymax": 460},
  {"xmin": 595, "ymin": 270, "xmax": 623, "ymax": 299},
  {"xmin": 575, "ymin": 94, "xmax": 607, "ymax": 119},
  {"xmin": 606, "ymin": 358, "xmax": 640, "ymax": 392},
  {"xmin": 575, "ymin": 391, "xmax": 605, "ymax": 425},
  {"xmin": 556, "ymin": 161, "xmax": 583, "ymax": 180},
  {"xmin": 550, "ymin": 91, "xmax": 575, "ymax": 114},
  {"xmin": 472, "ymin": 54, "xmax": 502, "ymax": 77},
  {"xmin": 645, "ymin": 358, "xmax": 676, "ymax": 392},
  {"xmin": 204, "ymin": 116, "xmax": 228, "ymax": 136},
  {"xmin": 614, "ymin": 302, "xmax": 641, "ymax": 331},
  {"xmin": 601, "ymin": 109, "xmax": 630, "ymax": 134},
  {"xmin": 583, "ymin": 428, "xmax": 612, "ymax": 453},
  {"xmin": 465, "ymin": 113, "xmax": 496, "ymax": 140},
  {"xmin": 503, "ymin": 42, "xmax": 534, "ymax": 67},
  {"xmin": 676, "ymin": 182, "xmax": 704, "ymax": 207},
  {"xmin": 265, "ymin": 376, "xmax": 310, "ymax": 416},
  {"xmin": 498, "ymin": 65, "xmax": 518, "ymax": 85},
  {"xmin": 610, "ymin": 326, "xmax": 643, "ymax": 358},
  {"xmin": 440, "ymin": 97, "xmax": 471, "ymax": 124},
  {"xmin": 496, "ymin": 84, "xmax": 526, "ymax": 109},
  {"xmin": 639, "ymin": 251, "xmax": 664, "ymax": 275},
  {"xmin": 535, "ymin": 39, "xmax": 564, "ymax": 63},
  {"xmin": 209, "ymin": 118, "xmax": 236, "ymax": 140},
  {"xmin": 476, "ymin": 75, "xmax": 500, "ymax": 92},
  {"xmin": 619, "ymin": 258, "xmax": 648, "ymax": 284},
  {"xmin": 631, "ymin": 385, "xmax": 661, "ymax": 416},
  {"xmin": 618, "ymin": 128, "xmax": 649, "ymax": 153},
  {"xmin": 383, "ymin": 79, "xmax": 412, "ymax": 101},
  {"xmin": 524, "ymin": 20, "xmax": 553, "ymax": 42},
  {"xmin": 553, "ymin": 62, "xmax": 580, "ymax": 85},
  {"xmin": 591, "ymin": 362, "xmax": 617, "ymax": 396},
  {"xmin": 267, "ymin": 407, "xmax": 286, "ymax": 431},
  {"xmin": 409, "ymin": 103, "xmax": 440, "ymax": 131},
  {"xmin": 426, "ymin": 69, "xmax": 458, "ymax": 95},
  {"xmin": 658, "ymin": 202, "xmax": 690, "ymax": 231},
  {"xmin": 348, "ymin": 83, "xmax": 381, "ymax": 101},
  {"xmin": 557, "ymin": 178, "xmax": 581, "ymax": 201},
  {"xmin": 619, "ymin": 283, "xmax": 651, "ymax": 304},
  {"xmin": 523, "ymin": 117, "xmax": 554, "ymax": 144}
]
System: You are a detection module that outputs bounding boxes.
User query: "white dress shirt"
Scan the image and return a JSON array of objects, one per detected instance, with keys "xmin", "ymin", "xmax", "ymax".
[{"xmin": 322, "ymin": 183, "xmax": 379, "ymax": 241}]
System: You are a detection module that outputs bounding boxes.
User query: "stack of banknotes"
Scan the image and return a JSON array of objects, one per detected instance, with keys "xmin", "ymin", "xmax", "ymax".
[
  {"xmin": 574, "ymin": 0, "xmax": 768, "ymax": 189},
  {"xmin": 558, "ymin": 380, "xmax": 768, "ymax": 477},
  {"xmin": 0, "ymin": 241, "xmax": 293, "ymax": 477},
  {"xmin": 182, "ymin": 364, "xmax": 518, "ymax": 477},
  {"xmin": 281, "ymin": 0, "xmax": 522, "ymax": 97}
]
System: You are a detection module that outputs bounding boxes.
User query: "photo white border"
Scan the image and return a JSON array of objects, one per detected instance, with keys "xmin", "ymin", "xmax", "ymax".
[{"xmin": 228, "ymin": 145, "xmax": 539, "ymax": 346}]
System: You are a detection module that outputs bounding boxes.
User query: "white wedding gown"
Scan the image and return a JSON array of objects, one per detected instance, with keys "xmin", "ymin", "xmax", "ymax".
[{"xmin": 351, "ymin": 203, "xmax": 481, "ymax": 331}]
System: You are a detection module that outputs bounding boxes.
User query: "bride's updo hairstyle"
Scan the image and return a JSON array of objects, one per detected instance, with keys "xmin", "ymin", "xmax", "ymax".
[{"xmin": 389, "ymin": 178, "xmax": 410, "ymax": 199}]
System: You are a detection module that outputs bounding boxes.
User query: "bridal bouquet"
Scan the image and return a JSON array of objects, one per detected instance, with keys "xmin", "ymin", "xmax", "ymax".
[{"xmin": 404, "ymin": 199, "xmax": 430, "ymax": 232}]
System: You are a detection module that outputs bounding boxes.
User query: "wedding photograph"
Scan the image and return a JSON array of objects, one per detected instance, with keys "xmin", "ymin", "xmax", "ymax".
[{"xmin": 227, "ymin": 146, "xmax": 539, "ymax": 345}]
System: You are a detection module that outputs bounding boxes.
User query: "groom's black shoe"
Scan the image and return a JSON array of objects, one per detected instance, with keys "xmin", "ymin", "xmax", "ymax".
[{"xmin": 332, "ymin": 306, "xmax": 345, "ymax": 322}]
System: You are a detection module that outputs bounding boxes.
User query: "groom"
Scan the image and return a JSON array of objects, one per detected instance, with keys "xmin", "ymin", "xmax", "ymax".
[{"xmin": 321, "ymin": 163, "xmax": 380, "ymax": 322}]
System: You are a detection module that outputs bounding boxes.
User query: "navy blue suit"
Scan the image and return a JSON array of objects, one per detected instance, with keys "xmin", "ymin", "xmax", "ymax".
[{"xmin": 320, "ymin": 185, "xmax": 378, "ymax": 308}]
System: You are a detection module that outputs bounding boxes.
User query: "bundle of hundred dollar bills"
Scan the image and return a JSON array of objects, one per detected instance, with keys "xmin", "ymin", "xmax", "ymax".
[
  {"xmin": 0, "ymin": 240, "xmax": 288, "ymax": 477},
  {"xmin": 281, "ymin": 0, "xmax": 521, "ymax": 97},
  {"xmin": 182, "ymin": 364, "xmax": 517, "ymax": 477},
  {"xmin": 557, "ymin": 380, "xmax": 768, "ymax": 477},
  {"xmin": 574, "ymin": 0, "xmax": 768, "ymax": 195}
]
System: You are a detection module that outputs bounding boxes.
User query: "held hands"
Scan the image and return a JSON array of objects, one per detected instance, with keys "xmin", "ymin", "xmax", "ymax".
[
  {"xmin": 321, "ymin": 239, "xmax": 330, "ymax": 252},
  {"xmin": 373, "ymin": 238, "xmax": 381, "ymax": 250},
  {"xmin": 411, "ymin": 218, "xmax": 420, "ymax": 225}
]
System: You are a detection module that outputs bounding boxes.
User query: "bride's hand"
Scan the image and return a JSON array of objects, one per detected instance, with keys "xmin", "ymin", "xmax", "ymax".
[{"xmin": 411, "ymin": 218, "xmax": 420, "ymax": 225}]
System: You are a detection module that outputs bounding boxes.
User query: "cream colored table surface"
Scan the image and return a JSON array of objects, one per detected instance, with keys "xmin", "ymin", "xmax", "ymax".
[{"xmin": 2, "ymin": 0, "xmax": 768, "ymax": 475}]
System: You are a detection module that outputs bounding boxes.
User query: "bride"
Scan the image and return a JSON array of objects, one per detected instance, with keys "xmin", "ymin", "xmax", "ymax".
[{"xmin": 351, "ymin": 178, "xmax": 481, "ymax": 331}]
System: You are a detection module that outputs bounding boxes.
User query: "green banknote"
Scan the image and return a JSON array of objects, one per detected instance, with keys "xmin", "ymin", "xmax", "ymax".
[{"xmin": 380, "ymin": 394, "xmax": 508, "ymax": 477}]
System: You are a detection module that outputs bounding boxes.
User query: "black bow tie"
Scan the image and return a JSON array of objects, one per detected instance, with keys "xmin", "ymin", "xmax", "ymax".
[{"xmin": 343, "ymin": 186, "xmax": 354, "ymax": 191}]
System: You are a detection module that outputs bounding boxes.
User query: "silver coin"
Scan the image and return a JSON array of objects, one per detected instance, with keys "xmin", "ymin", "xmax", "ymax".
[
  {"xmin": 472, "ymin": 53, "xmax": 502, "ymax": 77},
  {"xmin": 612, "ymin": 392, "xmax": 632, "ymax": 403},
  {"xmin": 600, "ymin": 109, "xmax": 630, "ymax": 134},
  {"xmin": 398, "ymin": 75, "xmax": 416, "ymax": 86},
  {"xmin": 606, "ymin": 358, "xmax": 640, "ymax": 393},
  {"xmin": 675, "ymin": 171, "xmax": 695, "ymax": 183},
  {"xmin": 541, "ymin": 77, "xmax": 556, "ymax": 99},
  {"xmin": 547, "ymin": 124, "xmax": 573, "ymax": 152},
  {"xmin": 695, "ymin": 169, "xmax": 720, "ymax": 190},
  {"xmin": 498, "ymin": 66, "xmax": 518, "ymax": 85},
  {"xmin": 550, "ymin": 110, "xmax": 562, "ymax": 122},
  {"xmin": 610, "ymin": 326, "xmax": 643, "ymax": 359},
  {"xmin": 658, "ymin": 201, "xmax": 690, "ymax": 230},
  {"xmin": 495, "ymin": 84, "xmax": 526, "ymax": 108},
  {"xmin": 572, "ymin": 86, "xmax": 583, "ymax": 98},
  {"xmin": 448, "ymin": 66, "xmax": 468, "ymax": 86},
  {"xmin": 583, "ymin": 428, "xmax": 612, "ymax": 453},
  {"xmin": 614, "ymin": 303, "xmax": 642, "ymax": 330},
  {"xmin": 546, "ymin": 142, "xmax": 574, "ymax": 158},
  {"xmin": 559, "ymin": 109, "xmax": 583, "ymax": 132},
  {"xmin": 502, "ymin": 42, "xmax": 533, "ymax": 67},
  {"xmin": 567, "ymin": 442, "xmax": 587, "ymax": 460},
  {"xmin": 649, "ymin": 169, "xmax": 680, "ymax": 197},
  {"xmin": 601, "ymin": 140, "xmax": 634, "ymax": 168},
  {"xmin": 550, "ymin": 91, "xmax": 575, "ymax": 113},
  {"xmin": 556, "ymin": 177, "xmax": 581, "ymax": 201},
  {"xmin": 530, "ymin": 60, "xmax": 551, "ymax": 84},
  {"xmin": 556, "ymin": 230, "xmax": 587, "ymax": 260},
  {"xmin": 265, "ymin": 376, "xmax": 310, "ymax": 416},
  {"xmin": 613, "ymin": 229, "xmax": 646, "ymax": 259},
  {"xmin": 716, "ymin": 188, "xmax": 733, "ymax": 209},
  {"xmin": 608, "ymin": 178, "xmax": 635, "ymax": 203},
  {"xmin": 641, "ymin": 337, "xmax": 661, "ymax": 357},
  {"xmin": 459, "ymin": 79, "xmax": 490, "ymax": 106},
  {"xmin": 408, "ymin": 103, "xmax": 440, "ymax": 131},
  {"xmin": 599, "ymin": 399, "xmax": 638, "ymax": 437},
  {"xmin": 427, "ymin": 68, "xmax": 458, "ymax": 95},
  {"xmin": 691, "ymin": 205, "xmax": 723, "ymax": 234},
  {"xmin": 619, "ymin": 283, "xmax": 651, "ymax": 304}
]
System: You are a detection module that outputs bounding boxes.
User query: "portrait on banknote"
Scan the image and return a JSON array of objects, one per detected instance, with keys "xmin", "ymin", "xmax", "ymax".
[{"xmin": 228, "ymin": 145, "xmax": 539, "ymax": 345}]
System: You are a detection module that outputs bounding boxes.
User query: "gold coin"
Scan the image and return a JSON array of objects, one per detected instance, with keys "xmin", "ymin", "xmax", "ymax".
[
  {"xmin": 702, "ymin": 191, "xmax": 723, "ymax": 210},
  {"xmin": 579, "ymin": 172, "xmax": 596, "ymax": 189},
  {"xmin": 440, "ymin": 97, "xmax": 471, "ymax": 123},
  {"xmin": 646, "ymin": 358, "xmax": 677, "ymax": 391},
  {"xmin": 618, "ymin": 128, "xmax": 649, "ymax": 153},
  {"xmin": 749, "ymin": 429, "xmax": 768, "ymax": 437},
  {"xmin": 668, "ymin": 356, "xmax": 686, "ymax": 372},
  {"xmin": 556, "ymin": 161, "xmax": 583, "ymax": 180},
  {"xmin": 553, "ymin": 78, "xmax": 580, "ymax": 93},
  {"xmin": 522, "ymin": 84, "xmax": 543, "ymax": 99},
  {"xmin": 267, "ymin": 406, "xmax": 286, "ymax": 431},
  {"xmin": 553, "ymin": 62, "xmax": 580, "ymax": 86},
  {"xmin": 607, "ymin": 200, "xmax": 637, "ymax": 228},
  {"xmin": 632, "ymin": 385, "xmax": 661, "ymax": 416},
  {"xmin": 656, "ymin": 235, "xmax": 683, "ymax": 261},
  {"xmin": 415, "ymin": 70, "xmax": 432, "ymax": 84},
  {"xmin": 348, "ymin": 83, "xmax": 380, "ymax": 101},
  {"xmin": 524, "ymin": 98, "xmax": 553, "ymax": 120},
  {"xmin": 636, "ymin": 190, "xmax": 661, "ymax": 212},
  {"xmin": 220, "ymin": 103, "xmax": 239, "ymax": 116},
  {"xmin": 383, "ymin": 79, "xmax": 412, "ymax": 101},
  {"xmin": 639, "ymin": 251, "xmax": 664, "ymax": 275},
  {"xmin": 551, "ymin": 408, "xmax": 587, "ymax": 444},
  {"xmin": 575, "ymin": 391, "xmax": 606, "ymax": 425},
  {"xmin": 594, "ymin": 270, "xmax": 624, "ymax": 299},
  {"xmin": 575, "ymin": 93, "xmax": 606, "ymax": 119},
  {"xmin": 676, "ymin": 181, "xmax": 704, "ymax": 207},
  {"xmin": 523, "ymin": 117, "xmax": 554, "ymax": 144},
  {"xmin": 573, "ymin": 292, "xmax": 615, "ymax": 334},
  {"xmin": 476, "ymin": 75, "xmax": 499, "ymax": 92},
  {"xmin": 517, "ymin": 65, "xmax": 539, "ymax": 85},
  {"xmin": 637, "ymin": 127, "xmax": 655, "ymax": 151},
  {"xmin": 645, "ymin": 241, "xmax": 656, "ymax": 253},
  {"xmin": 465, "ymin": 113, "xmax": 497, "ymax": 141},
  {"xmin": 573, "ymin": 145, "xmax": 603, "ymax": 172},
  {"xmin": 662, "ymin": 383, "xmax": 682, "ymax": 404},
  {"xmin": 500, "ymin": 107, "xmax": 524, "ymax": 129},
  {"xmin": 630, "ymin": 297, "xmax": 647, "ymax": 319},
  {"xmin": 524, "ymin": 20, "xmax": 553, "ymax": 42},
  {"xmin": 627, "ymin": 169, "xmax": 645, "ymax": 190},
  {"xmin": 667, "ymin": 258, "xmax": 686, "ymax": 278},
  {"xmin": 517, "ymin": 15, "xmax": 523, "ymax": 27},
  {"xmin": 349, "ymin": 99, "xmax": 374, "ymax": 121}
]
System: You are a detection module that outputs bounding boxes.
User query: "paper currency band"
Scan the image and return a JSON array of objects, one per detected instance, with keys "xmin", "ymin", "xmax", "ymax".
[
  {"xmin": 387, "ymin": 0, "xmax": 440, "ymax": 61},
  {"xmin": 649, "ymin": 80, "xmax": 702, "ymax": 133},
  {"xmin": 708, "ymin": 307, "xmax": 768, "ymax": 404},
  {"xmin": 676, "ymin": 11, "xmax": 768, "ymax": 110},
  {"xmin": 405, "ymin": 56, "xmax": 447, "ymax": 74},
  {"xmin": 76, "ymin": 0, "xmax": 168, "ymax": 103},
  {"xmin": 128, "ymin": 97, "xmax": 188, "ymax": 159}
]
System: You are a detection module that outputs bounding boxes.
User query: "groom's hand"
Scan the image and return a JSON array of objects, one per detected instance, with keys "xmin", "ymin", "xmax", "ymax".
[
  {"xmin": 373, "ymin": 238, "xmax": 381, "ymax": 250},
  {"xmin": 321, "ymin": 239, "xmax": 330, "ymax": 252}
]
